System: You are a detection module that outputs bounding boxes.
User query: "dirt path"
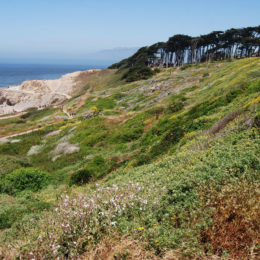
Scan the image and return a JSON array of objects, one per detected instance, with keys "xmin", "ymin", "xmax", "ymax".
[
  {"xmin": 62, "ymin": 107, "xmax": 73, "ymax": 119},
  {"xmin": 0, "ymin": 127, "xmax": 41, "ymax": 143},
  {"xmin": 0, "ymin": 112, "xmax": 26, "ymax": 120}
]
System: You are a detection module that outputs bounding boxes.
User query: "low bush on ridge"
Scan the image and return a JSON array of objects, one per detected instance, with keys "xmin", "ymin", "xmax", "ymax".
[
  {"xmin": 69, "ymin": 155, "xmax": 116, "ymax": 186},
  {"xmin": 0, "ymin": 168, "xmax": 49, "ymax": 195}
]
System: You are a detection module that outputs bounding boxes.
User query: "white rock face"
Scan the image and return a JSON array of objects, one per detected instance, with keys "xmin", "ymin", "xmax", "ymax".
[
  {"xmin": 52, "ymin": 141, "xmax": 80, "ymax": 156},
  {"xmin": 44, "ymin": 130, "xmax": 61, "ymax": 138},
  {"xmin": 27, "ymin": 145, "xmax": 44, "ymax": 156},
  {"xmin": 0, "ymin": 70, "xmax": 100, "ymax": 115}
]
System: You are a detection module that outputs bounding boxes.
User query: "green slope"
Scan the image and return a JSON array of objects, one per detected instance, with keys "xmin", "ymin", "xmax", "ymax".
[{"xmin": 0, "ymin": 58, "xmax": 259, "ymax": 259}]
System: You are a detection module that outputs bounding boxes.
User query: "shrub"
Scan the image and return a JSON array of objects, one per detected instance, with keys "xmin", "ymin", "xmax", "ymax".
[
  {"xmin": 69, "ymin": 168, "xmax": 93, "ymax": 186},
  {"xmin": 139, "ymin": 117, "xmax": 184, "ymax": 162},
  {"xmin": 145, "ymin": 106, "xmax": 165, "ymax": 116},
  {"xmin": 166, "ymin": 100, "xmax": 184, "ymax": 114},
  {"xmin": 123, "ymin": 64, "xmax": 155, "ymax": 82},
  {"xmin": 69, "ymin": 156, "xmax": 115, "ymax": 186},
  {"xmin": 0, "ymin": 196, "xmax": 50, "ymax": 229},
  {"xmin": 246, "ymin": 78, "xmax": 260, "ymax": 94},
  {"xmin": 0, "ymin": 156, "xmax": 31, "ymax": 176},
  {"xmin": 201, "ymin": 182, "xmax": 260, "ymax": 259},
  {"xmin": 88, "ymin": 155, "xmax": 116, "ymax": 179},
  {"xmin": 0, "ymin": 168, "xmax": 49, "ymax": 195},
  {"xmin": 95, "ymin": 97, "xmax": 116, "ymax": 110},
  {"xmin": 153, "ymin": 67, "xmax": 161, "ymax": 73},
  {"xmin": 109, "ymin": 114, "xmax": 145, "ymax": 143},
  {"xmin": 180, "ymin": 64, "xmax": 191, "ymax": 71}
]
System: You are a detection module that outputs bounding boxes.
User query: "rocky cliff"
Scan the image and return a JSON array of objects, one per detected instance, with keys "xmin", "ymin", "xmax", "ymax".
[{"xmin": 0, "ymin": 69, "xmax": 100, "ymax": 115}]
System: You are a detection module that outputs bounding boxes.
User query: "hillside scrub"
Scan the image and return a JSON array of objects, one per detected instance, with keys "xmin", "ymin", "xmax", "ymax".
[
  {"xmin": 1, "ymin": 124, "xmax": 259, "ymax": 259},
  {"xmin": 0, "ymin": 58, "xmax": 259, "ymax": 259},
  {"xmin": 0, "ymin": 168, "xmax": 49, "ymax": 195}
]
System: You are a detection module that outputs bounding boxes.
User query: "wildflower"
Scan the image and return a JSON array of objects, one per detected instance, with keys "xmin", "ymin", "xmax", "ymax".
[
  {"xmin": 153, "ymin": 223, "xmax": 157, "ymax": 227},
  {"xmin": 138, "ymin": 227, "xmax": 144, "ymax": 231},
  {"xmin": 111, "ymin": 221, "xmax": 117, "ymax": 226},
  {"xmin": 154, "ymin": 239, "xmax": 160, "ymax": 246}
]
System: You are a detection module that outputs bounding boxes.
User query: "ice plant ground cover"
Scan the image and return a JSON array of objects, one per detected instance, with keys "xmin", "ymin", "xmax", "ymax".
[
  {"xmin": 0, "ymin": 58, "xmax": 259, "ymax": 259},
  {"xmin": 2, "ymin": 124, "xmax": 260, "ymax": 259}
]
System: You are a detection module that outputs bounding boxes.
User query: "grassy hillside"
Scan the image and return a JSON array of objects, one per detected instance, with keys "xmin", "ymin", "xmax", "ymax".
[{"xmin": 0, "ymin": 58, "xmax": 259, "ymax": 259}]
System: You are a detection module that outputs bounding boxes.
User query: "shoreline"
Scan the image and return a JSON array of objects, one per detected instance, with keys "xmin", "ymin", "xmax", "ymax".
[
  {"xmin": 0, "ymin": 63, "xmax": 102, "ymax": 88},
  {"xmin": 0, "ymin": 69, "xmax": 102, "ymax": 115}
]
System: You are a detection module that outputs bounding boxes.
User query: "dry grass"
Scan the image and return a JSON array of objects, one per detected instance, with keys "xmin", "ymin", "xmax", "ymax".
[
  {"xmin": 201, "ymin": 182, "xmax": 260, "ymax": 259},
  {"xmin": 105, "ymin": 114, "xmax": 130, "ymax": 125},
  {"xmin": 206, "ymin": 110, "xmax": 242, "ymax": 136},
  {"xmin": 81, "ymin": 234, "xmax": 205, "ymax": 260},
  {"xmin": 144, "ymin": 117, "xmax": 156, "ymax": 132},
  {"xmin": 82, "ymin": 234, "xmax": 228, "ymax": 260}
]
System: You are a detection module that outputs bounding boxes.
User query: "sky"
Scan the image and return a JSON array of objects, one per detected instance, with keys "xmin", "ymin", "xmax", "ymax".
[{"xmin": 0, "ymin": 0, "xmax": 259, "ymax": 64}]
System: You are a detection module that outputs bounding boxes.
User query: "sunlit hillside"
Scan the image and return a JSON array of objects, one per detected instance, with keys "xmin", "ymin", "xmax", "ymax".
[{"xmin": 0, "ymin": 57, "xmax": 259, "ymax": 259}]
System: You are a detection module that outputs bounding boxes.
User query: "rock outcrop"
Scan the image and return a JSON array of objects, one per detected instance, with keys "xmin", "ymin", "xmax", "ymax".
[{"xmin": 0, "ymin": 70, "xmax": 101, "ymax": 115}]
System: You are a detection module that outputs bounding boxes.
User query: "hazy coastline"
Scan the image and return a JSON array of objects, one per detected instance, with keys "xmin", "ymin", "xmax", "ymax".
[
  {"xmin": 0, "ymin": 68, "xmax": 102, "ymax": 115},
  {"xmin": 0, "ymin": 63, "xmax": 104, "ymax": 88}
]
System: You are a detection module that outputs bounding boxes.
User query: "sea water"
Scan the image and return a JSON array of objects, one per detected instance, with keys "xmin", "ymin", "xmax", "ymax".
[{"xmin": 0, "ymin": 64, "xmax": 105, "ymax": 88}]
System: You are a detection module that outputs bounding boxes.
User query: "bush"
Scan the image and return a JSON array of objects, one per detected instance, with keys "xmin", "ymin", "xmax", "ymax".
[
  {"xmin": 180, "ymin": 64, "xmax": 192, "ymax": 71},
  {"xmin": 0, "ymin": 156, "xmax": 31, "ymax": 176},
  {"xmin": 0, "ymin": 168, "xmax": 49, "ymax": 195},
  {"xmin": 153, "ymin": 68, "xmax": 161, "ymax": 73},
  {"xmin": 95, "ymin": 97, "xmax": 116, "ymax": 110},
  {"xmin": 166, "ymin": 100, "xmax": 184, "ymax": 114},
  {"xmin": 123, "ymin": 64, "xmax": 155, "ymax": 82},
  {"xmin": 69, "ymin": 168, "xmax": 93, "ymax": 186},
  {"xmin": 69, "ymin": 156, "xmax": 115, "ymax": 186},
  {"xmin": 109, "ymin": 114, "xmax": 145, "ymax": 143},
  {"xmin": 0, "ymin": 196, "xmax": 50, "ymax": 229},
  {"xmin": 201, "ymin": 182, "xmax": 260, "ymax": 259}
]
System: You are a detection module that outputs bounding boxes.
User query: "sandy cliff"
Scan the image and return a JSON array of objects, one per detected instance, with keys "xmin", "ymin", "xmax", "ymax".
[{"xmin": 0, "ymin": 69, "xmax": 100, "ymax": 115}]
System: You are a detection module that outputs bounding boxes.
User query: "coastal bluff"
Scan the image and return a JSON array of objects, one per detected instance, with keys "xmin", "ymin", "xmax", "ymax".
[{"xmin": 0, "ymin": 69, "xmax": 101, "ymax": 115}]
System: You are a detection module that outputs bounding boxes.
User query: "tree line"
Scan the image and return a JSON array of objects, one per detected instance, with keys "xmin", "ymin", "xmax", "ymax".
[{"xmin": 109, "ymin": 26, "xmax": 260, "ymax": 81}]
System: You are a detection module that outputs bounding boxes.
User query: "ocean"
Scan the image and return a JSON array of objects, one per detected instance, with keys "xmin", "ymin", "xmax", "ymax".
[{"xmin": 0, "ymin": 64, "xmax": 105, "ymax": 88}]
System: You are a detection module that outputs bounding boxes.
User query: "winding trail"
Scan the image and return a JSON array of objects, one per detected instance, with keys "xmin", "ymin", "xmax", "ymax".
[
  {"xmin": 62, "ymin": 107, "xmax": 73, "ymax": 119},
  {"xmin": 0, "ymin": 112, "xmax": 26, "ymax": 120},
  {"xmin": 0, "ymin": 127, "xmax": 41, "ymax": 143}
]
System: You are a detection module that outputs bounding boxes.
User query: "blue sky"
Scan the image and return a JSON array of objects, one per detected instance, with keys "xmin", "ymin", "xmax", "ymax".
[{"xmin": 0, "ymin": 0, "xmax": 259, "ymax": 64}]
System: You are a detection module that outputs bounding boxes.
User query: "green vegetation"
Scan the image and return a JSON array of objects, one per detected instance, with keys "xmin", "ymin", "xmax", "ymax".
[
  {"xmin": 0, "ymin": 57, "xmax": 259, "ymax": 259},
  {"xmin": 69, "ymin": 155, "xmax": 115, "ymax": 185},
  {"xmin": 110, "ymin": 25, "xmax": 260, "ymax": 82},
  {"xmin": 0, "ymin": 168, "xmax": 49, "ymax": 195}
]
